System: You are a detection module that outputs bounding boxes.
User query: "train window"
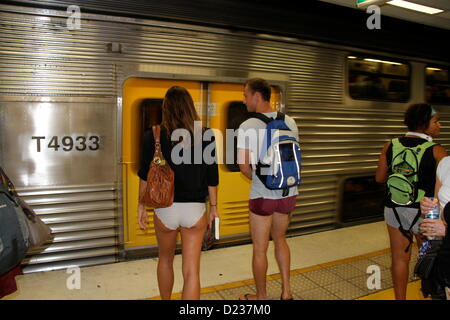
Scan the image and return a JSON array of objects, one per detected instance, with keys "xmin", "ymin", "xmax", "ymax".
[
  {"xmin": 340, "ymin": 176, "xmax": 385, "ymax": 225},
  {"xmin": 226, "ymin": 101, "xmax": 251, "ymax": 172},
  {"xmin": 348, "ymin": 56, "xmax": 410, "ymax": 102},
  {"xmin": 426, "ymin": 66, "xmax": 450, "ymax": 105},
  {"xmin": 141, "ymin": 99, "xmax": 163, "ymax": 134}
]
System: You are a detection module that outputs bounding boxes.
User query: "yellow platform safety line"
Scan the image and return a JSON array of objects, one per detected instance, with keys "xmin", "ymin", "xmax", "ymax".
[
  {"xmin": 145, "ymin": 247, "xmax": 416, "ymax": 300},
  {"xmin": 358, "ymin": 280, "xmax": 431, "ymax": 300}
]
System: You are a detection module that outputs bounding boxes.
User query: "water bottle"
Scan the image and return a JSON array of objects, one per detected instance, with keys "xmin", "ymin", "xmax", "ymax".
[{"xmin": 424, "ymin": 197, "xmax": 440, "ymax": 240}]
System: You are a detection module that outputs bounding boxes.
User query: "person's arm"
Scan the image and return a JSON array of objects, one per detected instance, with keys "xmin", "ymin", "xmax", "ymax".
[
  {"xmin": 420, "ymin": 177, "xmax": 447, "ymax": 237},
  {"xmin": 420, "ymin": 219, "xmax": 447, "ymax": 238},
  {"xmin": 138, "ymin": 179, "xmax": 148, "ymax": 230},
  {"xmin": 208, "ymin": 186, "xmax": 218, "ymax": 228},
  {"xmin": 236, "ymin": 124, "xmax": 254, "ymax": 181},
  {"xmin": 420, "ymin": 197, "xmax": 438, "ymax": 215},
  {"xmin": 433, "ymin": 145, "xmax": 448, "ymax": 165},
  {"xmin": 375, "ymin": 141, "xmax": 391, "ymax": 183},
  {"xmin": 238, "ymin": 148, "xmax": 252, "ymax": 180},
  {"xmin": 205, "ymin": 131, "xmax": 219, "ymax": 227}
]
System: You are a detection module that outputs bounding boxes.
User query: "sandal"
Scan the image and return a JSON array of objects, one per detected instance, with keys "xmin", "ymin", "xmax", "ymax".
[{"xmin": 239, "ymin": 293, "xmax": 254, "ymax": 300}]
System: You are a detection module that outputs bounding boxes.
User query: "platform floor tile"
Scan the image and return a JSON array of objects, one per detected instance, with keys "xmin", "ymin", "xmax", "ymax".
[
  {"xmin": 295, "ymin": 287, "xmax": 340, "ymax": 300},
  {"xmin": 147, "ymin": 245, "xmax": 427, "ymax": 300},
  {"xmin": 302, "ymin": 269, "xmax": 345, "ymax": 287}
]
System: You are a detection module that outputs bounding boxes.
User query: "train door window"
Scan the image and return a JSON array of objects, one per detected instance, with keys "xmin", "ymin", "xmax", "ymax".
[
  {"xmin": 123, "ymin": 78, "xmax": 203, "ymax": 250},
  {"xmin": 224, "ymin": 86, "xmax": 282, "ymax": 172},
  {"xmin": 340, "ymin": 176, "xmax": 385, "ymax": 225},
  {"xmin": 141, "ymin": 99, "xmax": 163, "ymax": 135},
  {"xmin": 348, "ymin": 55, "xmax": 410, "ymax": 102},
  {"xmin": 226, "ymin": 102, "xmax": 250, "ymax": 172},
  {"xmin": 426, "ymin": 66, "xmax": 450, "ymax": 105}
]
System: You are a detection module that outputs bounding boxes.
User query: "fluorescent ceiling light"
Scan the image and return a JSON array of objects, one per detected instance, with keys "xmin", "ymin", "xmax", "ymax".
[
  {"xmin": 427, "ymin": 67, "xmax": 443, "ymax": 71},
  {"xmin": 356, "ymin": 0, "xmax": 388, "ymax": 8},
  {"xmin": 364, "ymin": 58, "xmax": 402, "ymax": 65},
  {"xmin": 387, "ymin": 0, "xmax": 444, "ymax": 14}
]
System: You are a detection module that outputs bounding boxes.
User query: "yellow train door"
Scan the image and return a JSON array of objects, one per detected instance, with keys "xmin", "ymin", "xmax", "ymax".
[
  {"xmin": 122, "ymin": 79, "xmax": 281, "ymax": 252},
  {"xmin": 209, "ymin": 83, "xmax": 282, "ymax": 240}
]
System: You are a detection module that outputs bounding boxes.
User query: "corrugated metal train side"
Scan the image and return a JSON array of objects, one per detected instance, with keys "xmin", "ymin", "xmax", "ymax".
[{"xmin": 0, "ymin": 4, "xmax": 448, "ymax": 273}]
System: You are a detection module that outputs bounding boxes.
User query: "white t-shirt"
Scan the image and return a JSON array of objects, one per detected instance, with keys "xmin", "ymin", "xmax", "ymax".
[
  {"xmin": 437, "ymin": 156, "xmax": 450, "ymax": 215},
  {"xmin": 237, "ymin": 112, "xmax": 299, "ymax": 200}
]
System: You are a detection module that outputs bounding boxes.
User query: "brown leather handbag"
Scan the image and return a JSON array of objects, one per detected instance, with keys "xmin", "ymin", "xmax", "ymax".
[{"xmin": 140, "ymin": 125, "xmax": 174, "ymax": 208}]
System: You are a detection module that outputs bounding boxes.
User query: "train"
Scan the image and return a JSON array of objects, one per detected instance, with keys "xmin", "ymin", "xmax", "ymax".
[{"xmin": 0, "ymin": 0, "xmax": 449, "ymax": 273}]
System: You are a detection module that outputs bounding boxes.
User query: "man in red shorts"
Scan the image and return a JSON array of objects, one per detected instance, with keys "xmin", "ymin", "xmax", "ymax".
[{"xmin": 237, "ymin": 78, "xmax": 298, "ymax": 300}]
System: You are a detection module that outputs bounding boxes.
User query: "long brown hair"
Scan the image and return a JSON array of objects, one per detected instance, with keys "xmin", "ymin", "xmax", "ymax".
[{"xmin": 161, "ymin": 86, "xmax": 200, "ymax": 138}]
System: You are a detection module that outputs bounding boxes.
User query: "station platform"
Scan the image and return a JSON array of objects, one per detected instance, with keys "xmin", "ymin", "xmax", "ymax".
[{"xmin": 2, "ymin": 221, "xmax": 428, "ymax": 300}]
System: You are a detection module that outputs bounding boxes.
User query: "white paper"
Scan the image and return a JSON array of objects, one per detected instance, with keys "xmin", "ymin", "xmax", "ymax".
[{"xmin": 214, "ymin": 217, "xmax": 220, "ymax": 240}]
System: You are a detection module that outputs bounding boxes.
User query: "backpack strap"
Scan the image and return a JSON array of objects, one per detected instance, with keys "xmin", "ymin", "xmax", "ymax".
[
  {"xmin": 389, "ymin": 138, "xmax": 402, "ymax": 169},
  {"xmin": 249, "ymin": 111, "xmax": 285, "ymax": 124},
  {"xmin": 392, "ymin": 206, "xmax": 422, "ymax": 253},
  {"xmin": 275, "ymin": 111, "xmax": 285, "ymax": 121},
  {"xmin": 414, "ymin": 141, "xmax": 436, "ymax": 162},
  {"xmin": 390, "ymin": 138, "xmax": 405, "ymax": 160},
  {"xmin": 248, "ymin": 112, "xmax": 272, "ymax": 124},
  {"xmin": 391, "ymin": 138, "xmax": 400, "ymax": 149},
  {"xmin": 392, "ymin": 207, "xmax": 420, "ymax": 252}
]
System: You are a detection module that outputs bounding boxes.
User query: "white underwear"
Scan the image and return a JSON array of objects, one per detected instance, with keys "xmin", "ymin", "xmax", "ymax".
[{"xmin": 154, "ymin": 202, "xmax": 206, "ymax": 230}]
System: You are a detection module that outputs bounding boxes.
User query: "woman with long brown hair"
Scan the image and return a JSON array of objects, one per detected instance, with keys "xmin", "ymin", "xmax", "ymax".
[{"xmin": 137, "ymin": 86, "xmax": 219, "ymax": 300}]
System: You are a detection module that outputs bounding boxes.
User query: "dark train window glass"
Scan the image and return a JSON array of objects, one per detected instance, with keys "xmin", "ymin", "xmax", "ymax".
[
  {"xmin": 340, "ymin": 176, "xmax": 385, "ymax": 224},
  {"xmin": 348, "ymin": 56, "xmax": 410, "ymax": 102},
  {"xmin": 139, "ymin": 99, "xmax": 163, "ymax": 172},
  {"xmin": 226, "ymin": 101, "xmax": 250, "ymax": 172},
  {"xmin": 141, "ymin": 99, "xmax": 163, "ymax": 134},
  {"xmin": 426, "ymin": 66, "xmax": 450, "ymax": 105}
]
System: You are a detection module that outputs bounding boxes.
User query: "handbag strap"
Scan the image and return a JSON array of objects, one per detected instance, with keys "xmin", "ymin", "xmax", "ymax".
[
  {"xmin": 152, "ymin": 125, "xmax": 165, "ymax": 162},
  {"xmin": 0, "ymin": 166, "xmax": 36, "ymax": 220},
  {"xmin": 0, "ymin": 166, "xmax": 18, "ymax": 196}
]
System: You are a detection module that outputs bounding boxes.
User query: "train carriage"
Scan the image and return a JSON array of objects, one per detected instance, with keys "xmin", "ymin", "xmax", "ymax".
[{"xmin": 0, "ymin": 0, "xmax": 449, "ymax": 273}]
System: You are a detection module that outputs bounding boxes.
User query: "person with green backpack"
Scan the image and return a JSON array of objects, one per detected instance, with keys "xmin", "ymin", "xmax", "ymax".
[{"xmin": 376, "ymin": 103, "xmax": 447, "ymax": 300}]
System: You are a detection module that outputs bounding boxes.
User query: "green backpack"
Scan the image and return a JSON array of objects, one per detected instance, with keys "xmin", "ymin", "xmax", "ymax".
[{"xmin": 386, "ymin": 138, "xmax": 435, "ymax": 206}]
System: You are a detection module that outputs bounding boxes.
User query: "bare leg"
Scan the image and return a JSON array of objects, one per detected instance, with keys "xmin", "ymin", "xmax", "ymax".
[
  {"xmin": 387, "ymin": 224, "xmax": 412, "ymax": 300},
  {"xmin": 271, "ymin": 212, "xmax": 292, "ymax": 300},
  {"xmin": 153, "ymin": 213, "xmax": 178, "ymax": 300},
  {"xmin": 247, "ymin": 212, "xmax": 272, "ymax": 300},
  {"xmin": 180, "ymin": 213, "xmax": 207, "ymax": 300}
]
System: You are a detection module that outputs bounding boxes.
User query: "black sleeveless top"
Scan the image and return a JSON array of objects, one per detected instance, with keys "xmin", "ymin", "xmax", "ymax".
[
  {"xmin": 138, "ymin": 126, "xmax": 219, "ymax": 203},
  {"xmin": 384, "ymin": 137, "xmax": 437, "ymax": 208}
]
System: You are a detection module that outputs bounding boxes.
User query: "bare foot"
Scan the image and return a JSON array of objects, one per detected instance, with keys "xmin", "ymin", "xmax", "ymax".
[{"xmin": 239, "ymin": 293, "xmax": 257, "ymax": 300}]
